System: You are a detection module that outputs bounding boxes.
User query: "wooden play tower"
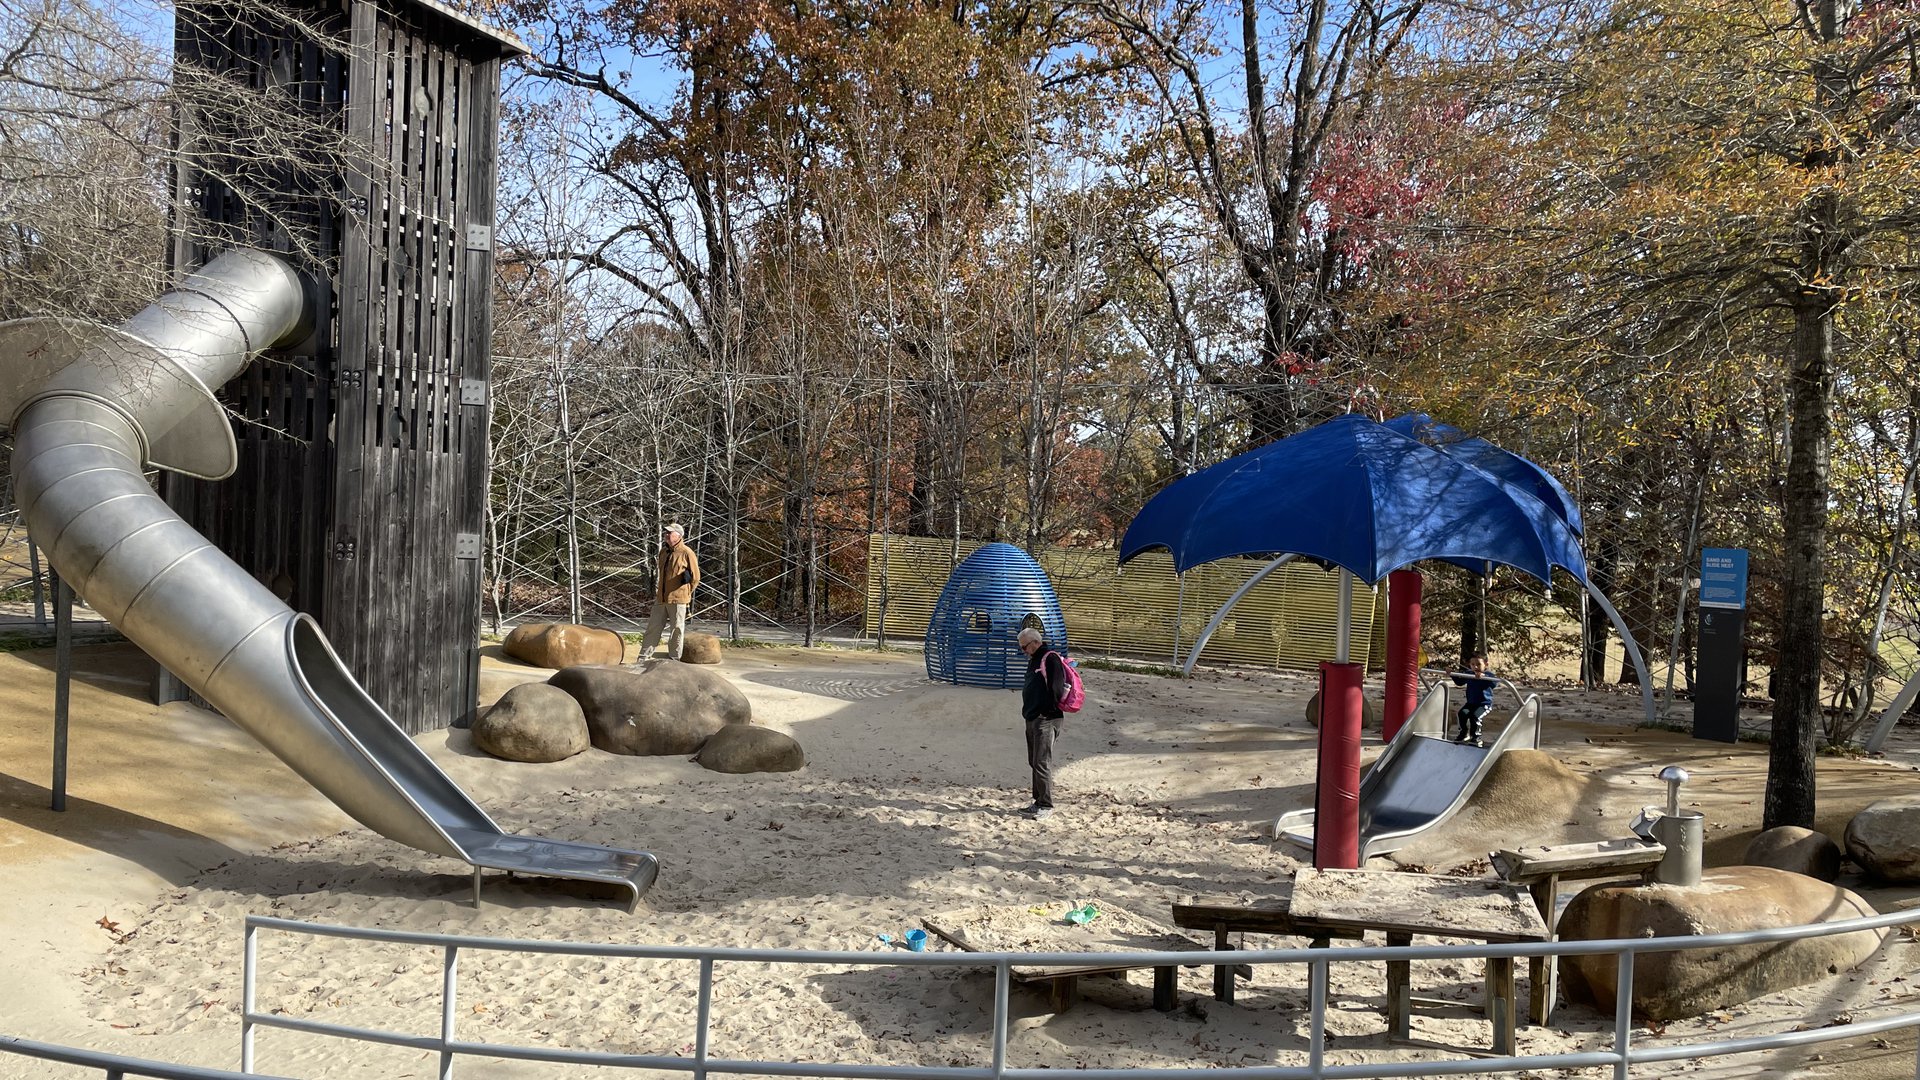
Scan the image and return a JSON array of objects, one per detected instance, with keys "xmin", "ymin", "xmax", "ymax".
[{"xmin": 157, "ymin": 0, "xmax": 525, "ymax": 732}]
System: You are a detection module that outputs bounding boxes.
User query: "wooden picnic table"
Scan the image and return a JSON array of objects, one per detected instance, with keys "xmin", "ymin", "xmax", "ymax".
[
  {"xmin": 1170, "ymin": 892, "xmax": 1360, "ymax": 1003},
  {"xmin": 1489, "ymin": 837, "xmax": 1667, "ymax": 1024},
  {"xmin": 1289, "ymin": 868, "xmax": 1549, "ymax": 1056},
  {"xmin": 922, "ymin": 901, "xmax": 1210, "ymax": 1013}
]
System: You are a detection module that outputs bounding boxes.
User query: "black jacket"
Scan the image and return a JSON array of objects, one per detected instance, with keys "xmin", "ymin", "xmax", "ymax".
[{"xmin": 1023, "ymin": 645, "xmax": 1068, "ymax": 722}]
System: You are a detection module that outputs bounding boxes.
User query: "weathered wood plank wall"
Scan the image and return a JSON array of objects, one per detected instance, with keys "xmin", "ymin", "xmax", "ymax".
[{"xmin": 162, "ymin": 0, "xmax": 514, "ymax": 733}]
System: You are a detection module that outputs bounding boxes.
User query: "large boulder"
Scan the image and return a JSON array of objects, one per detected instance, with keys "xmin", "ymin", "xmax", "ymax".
[
  {"xmin": 477, "ymin": 666, "xmax": 549, "ymax": 708},
  {"xmin": 1305, "ymin": 690, "xmax": 1379, "ymax": 729},
  {"xmin": 1743, "ymin": 826, "xmax": 1842, "ymax": 882},
  {"xmin": 1559, "ymin": 866, "xmax": 1885, "ymax": 1020},
  {"xmin": 679, "ymin": 631, "xmax": 723, "ymax": 665},
  {"xmin": 694, "ymin": 725, "xmax": 806, "ymax": 773},
  {"xmin": 502, "ymin": 623, "xmax": 626, "ymax": 670},
  {"xmin": 471, "ymin": 683, "xmax": 589, "ymax": 763},
  {"xmin": 1845, "ymin": 796, "xmax": 1920, "ymax": 882},
  {"xmin": 549, "ymin": 661, "xmax": 751, "ymax": 756}
]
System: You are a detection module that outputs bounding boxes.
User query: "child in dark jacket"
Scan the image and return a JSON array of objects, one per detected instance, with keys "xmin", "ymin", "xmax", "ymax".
[{"xmin": 1451, "ymin": 654, "xmax": 1497, "ymax": 744}]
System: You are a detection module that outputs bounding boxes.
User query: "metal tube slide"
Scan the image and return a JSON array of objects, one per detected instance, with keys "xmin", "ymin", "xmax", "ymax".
[{"xmin": 2, "ymin": 250, "xmax": 658, "ymax": 903}]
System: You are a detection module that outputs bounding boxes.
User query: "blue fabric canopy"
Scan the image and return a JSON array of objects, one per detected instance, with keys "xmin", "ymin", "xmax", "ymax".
[
  {"xmin": 1118, "ymin": 413, "xmax": 1588, "ymax": 586},
  {"xmin": 1383, "ymin": 413, "xmax": 1584, "ymax": 536}
]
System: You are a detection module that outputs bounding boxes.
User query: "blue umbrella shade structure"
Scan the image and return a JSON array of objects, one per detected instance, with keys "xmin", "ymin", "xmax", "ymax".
[
  {"xmin": 925, "ymin": 542, "xmax": 1069, "ymax": 688},
  {"xmin": 1118, "ymin": 413, "xmax": 1587, "ymax": 586},
  {"xmin": 1383, "ymin": 413, "xmax": 1583, "ymax": 536}
]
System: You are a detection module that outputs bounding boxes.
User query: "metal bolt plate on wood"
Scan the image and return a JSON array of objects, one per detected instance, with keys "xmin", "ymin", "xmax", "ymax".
[
  {"xmin": 464, "ymin": 223, "xmax": 493, "ymax": 251},
  {"xmin": 455, "ymin": 532, "xmax": 481, "ymax": 560},
  {"xmin": 460, "ymin": 378, "xmax": 487, "ymax": 405}
]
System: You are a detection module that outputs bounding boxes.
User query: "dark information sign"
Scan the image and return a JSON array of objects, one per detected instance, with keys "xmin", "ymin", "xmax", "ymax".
[{"xmin": 1693, "ymin": 549, "xmax": 1747, "ymax": 742}]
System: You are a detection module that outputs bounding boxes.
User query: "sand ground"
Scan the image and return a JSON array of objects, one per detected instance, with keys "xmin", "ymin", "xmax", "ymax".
[{"xmin": 0, "ymin": 640, "xmax": 1917, "ymax": 1078}]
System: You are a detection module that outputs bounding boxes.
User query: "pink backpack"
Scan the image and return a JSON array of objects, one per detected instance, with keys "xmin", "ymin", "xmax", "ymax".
[{"xmin": 1052, "ymin": 653, "xmax": 1085, "ymax": 714}]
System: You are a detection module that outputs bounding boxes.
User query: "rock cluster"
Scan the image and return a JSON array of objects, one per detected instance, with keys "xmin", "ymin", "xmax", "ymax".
[{"xmin": 473, "ymin": 657, "xmax": 805, "ymax": 774}]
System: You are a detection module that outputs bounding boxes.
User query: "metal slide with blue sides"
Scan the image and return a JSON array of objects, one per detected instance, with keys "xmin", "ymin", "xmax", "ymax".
[{"xmin": 0, "ymin": 249, "xmax": 657, "ymax": 909}]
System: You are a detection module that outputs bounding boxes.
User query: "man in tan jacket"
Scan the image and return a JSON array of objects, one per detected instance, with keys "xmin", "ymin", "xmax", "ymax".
[{"xmin": 641, "ymin": 522, "xmax": 700, "ymax": 661}]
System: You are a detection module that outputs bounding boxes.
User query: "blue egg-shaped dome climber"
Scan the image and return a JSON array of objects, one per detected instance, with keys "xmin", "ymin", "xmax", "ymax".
[{"xmin": 925, "ymin": 542, "xmax": 1070, "ymax": 687}]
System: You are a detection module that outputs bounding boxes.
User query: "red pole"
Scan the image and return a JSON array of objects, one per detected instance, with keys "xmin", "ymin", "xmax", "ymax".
[
  {"xmin": 1313, "ymin": 660, "xmax": 1364, "ymax": 869},
  {"xmin": 1383, "ymin": 569, "xmax": 1424, "ymax": 739}
]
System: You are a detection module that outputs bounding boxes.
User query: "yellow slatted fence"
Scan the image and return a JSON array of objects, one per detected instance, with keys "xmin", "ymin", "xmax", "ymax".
[{"xmin": 864, "ymin": 534, "xmax": 1382, "ymax": 672}]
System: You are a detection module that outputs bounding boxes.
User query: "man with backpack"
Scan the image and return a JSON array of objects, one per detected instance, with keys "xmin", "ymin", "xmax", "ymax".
[{"xmin": 1016, "ymin": 627, "xmax": 1077, "ymax": 820}]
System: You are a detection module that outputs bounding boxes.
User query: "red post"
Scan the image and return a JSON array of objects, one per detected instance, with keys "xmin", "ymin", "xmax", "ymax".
[
  {"xmin": 1314, "ymin": 660, "xmax": 1364, "ymax": 869},
  {"xmin": 1383, "ymin": 569, "xmax": 1424, "ymax": 739}
]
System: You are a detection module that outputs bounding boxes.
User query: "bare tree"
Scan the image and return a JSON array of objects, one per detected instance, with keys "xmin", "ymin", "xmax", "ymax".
[{"xmin": 0, "ymin": 0, "xmax": 170, "ymax": 321}]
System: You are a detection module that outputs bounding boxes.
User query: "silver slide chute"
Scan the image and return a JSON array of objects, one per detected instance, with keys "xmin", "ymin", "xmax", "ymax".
[{"xmin": 0, "ymin": 249, "xmax": 657, "ymax": 907}]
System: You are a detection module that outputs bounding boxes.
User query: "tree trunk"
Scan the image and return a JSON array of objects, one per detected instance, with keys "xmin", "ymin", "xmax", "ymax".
[
  {"xmin": 701, "ymin": 381, "xmax": 740, "ymax": 638},
  {"xmin": 909, "ymin": 399, "xmax": 936, "ymax": 536},
  {"xmin": 1766, "ymin": 277, "xmax": 1835, "ymax": 828},
  {"xmin": 1766, "ymin": 0, "xmax": 1848, "ymax": 826},
  {"xmin": 556, "ymin": 368, "xmax": 583, "ymax": 625},
  {"xmin": 1459, "ymin": 572, "xmax": 1483, "ymax": 664},
  {"xmin": 1583, "ymin": 533, "xmax": 1618, "ymax": 688}
]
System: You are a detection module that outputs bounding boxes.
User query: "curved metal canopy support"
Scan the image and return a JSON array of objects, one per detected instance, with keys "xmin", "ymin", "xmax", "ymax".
[
  {"xmin": 1583, "ymin": 583, "xmax": 1656, "ymax": 725},
  {"xmin": 1181, "ymin": 555, "xmax": 1655, "ymax": 726},
  {"xmin": 1865, "ymin": 666, "xmax": 1920, "ymax": 753},
  {"xmin": 1181, "ymin": 554, "xmax": 1297, "ymax": 676}
]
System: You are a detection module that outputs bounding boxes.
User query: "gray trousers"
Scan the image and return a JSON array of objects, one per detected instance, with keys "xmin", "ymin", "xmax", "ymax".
[
  {"xmin": 1026, "ymin": 717, "xmax": 1061, "ymax": 808},
  {"xmin": 642, "ymin": 602, "xmax": 688, "ymax": 660}
]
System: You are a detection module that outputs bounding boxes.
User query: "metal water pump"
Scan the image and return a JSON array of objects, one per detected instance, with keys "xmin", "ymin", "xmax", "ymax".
[{"xmin": 1630, "ymin": 765, "xmax": 1705, "ymax": 886}]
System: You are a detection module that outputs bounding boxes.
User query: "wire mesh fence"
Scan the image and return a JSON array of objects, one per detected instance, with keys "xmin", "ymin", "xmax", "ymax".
[{"xmin": 865, "ymin": 533, "xmax": 1387, "ymax": 671}]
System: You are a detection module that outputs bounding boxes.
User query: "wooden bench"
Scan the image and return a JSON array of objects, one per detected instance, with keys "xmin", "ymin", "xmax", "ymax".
[
  {"xmin": 1289, "ymin": 868, "xmax": 1549, "ymax": 1056},
  {"xmin": 1489, "ymin": 838, "xmax": 1667, "ymax": 1025},
  {"xmin": 923, "ymin": 902, "xmax": 1211, "ymax": 1013},
  {"xmin": 1170, "ymin": 895, "xmax": 1360, "ymax": 1003}
]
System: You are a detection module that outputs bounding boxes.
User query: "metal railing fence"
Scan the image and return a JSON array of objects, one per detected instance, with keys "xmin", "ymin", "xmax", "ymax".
[
  {"xmin": 237, "ymin": 908, "xmax": 1920, "ymax": 1080},
  {"xmin": 0, "ymin": 1033, "xmax": 296, "ymax": 1079}
]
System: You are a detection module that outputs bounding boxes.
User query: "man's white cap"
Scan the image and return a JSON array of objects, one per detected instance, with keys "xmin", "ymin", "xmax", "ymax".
[{"xmin": 665, "ymin": 522, "xmax": 685, "ymax": 536}]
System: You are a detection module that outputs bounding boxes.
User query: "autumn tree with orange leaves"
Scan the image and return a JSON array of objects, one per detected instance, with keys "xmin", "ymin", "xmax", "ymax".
[{"xmin": 1395, "ymin": 0, "xmax": 1920, "ymax": 826}]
